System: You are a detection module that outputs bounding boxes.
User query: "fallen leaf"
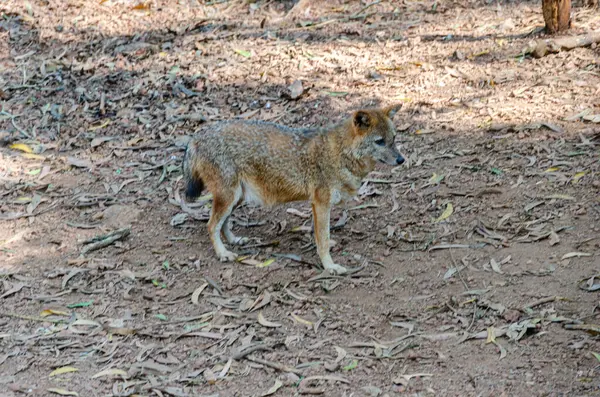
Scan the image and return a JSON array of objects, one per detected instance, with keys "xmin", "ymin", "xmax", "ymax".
[
  {"xmin": 234, "ymin": 49, "xmax": 252, "ymax": 58},
  {"xmin": 579, "ymin": 275, "xmax": 600, "ymax": 292},
  {"xmin": 191, "ymin": 283, "xmax": 208, "ymax": 305},
  {"xmin": 91, "ymin": 368, "xmax": 129, "ymax": 379},
  {"xmin": 490, "ymin": 258, "xmax": 504, "ymax": 274},
  {"xmin": 429, "ymin": 173, "xmax": 444, "ymax": 185},
  {"xmin": 342, "ymin": 359, "xmax": 358, "ymax": 371},
  {"xmin": 544, "ymin": 194, "xmax": 575, "ymax": 201},
  {"xmin": 291, "ymin": 313, "xmax": 313, "ymax": 327},
  {"xmin": 41, "ymin": 309, "xmax": 69, "ymax": 317},
  {"xmin": 493, "ymin": 340, "xmax": 507, "ymax": 359},
  {"xmin": 9, "ymin": 143, "xmax": 33, "ymax": 153},
  {"xmin": 26, "ymin": 193, "xmax": 41, "ymax": 214},
  {"xmin": 67, "ymin": 300, "xmax": 93, "ymax": 309},
  {"xmin": 67, "ymin": 156, "xmax": 93, "ymax": 169},
  {"xmin": 0, "ymin": 283, "xmax": 25, "ymax": 298},
  {"xmin": 49, "ymin": 367, "xmax": 78, "ymax": 377},
  {"xmin": 582, "ymin": 114, "xmax": 600, "ymax": 123},
  {"xmin": 261, "ymin": 379, "xmax": 283, "ymax": 396},
  {"xmin": 204, "ymin": 368, "xmax": 217, "ymax": 384},
  {"xmin": 257, "ymin": 258, "xmax": 275, "ymax": 268},
  {"xmin": 48, "ymin": 389, "xmax": 78, "ymax": 396},
  {"xmin": 524, "ymin": 201, "xmax": 544, "ymax": 212},
  {"xmin": 486, "ymin": 327, "xmax": 496, "ymax": 343},
  {"xmin": 22, "ymin": 153, "xmax": 45, "ymax": 160},
  {"xmin": 434, "ymin": 203, "xmax": 453, "ymax": 223},
  {"xmin": 132, "ymin": 2, "xmax": 150, "ymax": 10},
  {"xmin": 549, "ymin": 231, "xmax": 560, "ymax": 246},
  {"xmin": 323, "ymin": 91, "xmax": 348, "ymax": 97},
  {"xmin": 88, "ymin": 120, "xmax": 111, "ymax": 131},
  {"xmin": 562, "ymin": 252, "xmax": 591, "ymax": 260},
  {"xmin": 155, "ymin": 314, "xmax": 168, "ymax": 321},
  {"xmin": 90, "ymin": 136, "xmax": 114, "ymax": 148},
  {"xmin": 334, "ymin": 346, "xmax": 347, "ymax": 363},
  {"xmin": 68, "ymin": 319, "xmax": 102, "ymax": 334},
  {"xmin": 257, "ymin": 311, "xmax": 282, "ymax": 328},
  {"xmin": 573, "ymin": 171, "xmax": 586, "ymax": 183}
]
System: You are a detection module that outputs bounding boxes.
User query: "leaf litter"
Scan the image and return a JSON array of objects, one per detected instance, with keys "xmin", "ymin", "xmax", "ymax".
[{"xmin": 0, "ymin": 0, "xmax": 599, "ymax": 395}]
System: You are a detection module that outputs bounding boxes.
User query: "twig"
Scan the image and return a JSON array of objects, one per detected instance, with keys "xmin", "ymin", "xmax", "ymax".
[
  {"xmin": 246, "ymin": 355, "xmax": 303, "ymax": 375},
  {"xmin": 520, "ymin": 31, "xmax": 600, "ymax": 58},
  {"xmin": 0, "ymin": 312, "xmax": 66, "ymax": 324},
  {"xmin": 231, "ymin": 344, "xmax": 272, "ymax": 360},
  {"xmin": 352, "ymin": 0, "xmax": 383, "ymax": 17},
  {"xmin": 80, "ymin": 228, "xmax": 130, "ymax": 254},
  {"xmin": 0, "ymin": 110, "xmax": 32, "ymax": 139},
  {"xmin": 449, "ymin": 249, "xmax": 469, "ymax": 291},
  {"xmin": 522, "ymin": 296, "xmax": 560, "ymax": 312}
]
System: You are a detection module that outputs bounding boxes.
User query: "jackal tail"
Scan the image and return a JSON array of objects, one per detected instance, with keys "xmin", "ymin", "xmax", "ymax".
[{"xmin": 182, "ymin": 142, "xmax": 204, "ymax": 200}]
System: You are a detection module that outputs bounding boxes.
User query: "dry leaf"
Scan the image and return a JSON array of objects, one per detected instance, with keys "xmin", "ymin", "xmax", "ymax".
[
  {"xmin": 261, "ymin": 379, "xmax": 283, "ymax": 396},
  {"xmin": 10, "ymin": 143, "xmax": 33, "ymax": 153},
  {"xmin": 392, "ymin": 373, "xmax": 433, "ymax": 386},
  {"xmin": 490, "ymin": 258, "xmax": 504, "ymax": 274},
  {"xmin": 91, "ymin": 368, "xmax": 128, "ymax": 379},
  {"xmin": 434, "ymin": 203, "xmax": 453, "ymax": 223},
  {"xmin": 191, "ymin": 283, "xmax": 208, "ymax": 305},
  {"xmin": 486, "ymin": 327, "xmax": 496, "ymax": 343},
  {"xmin": 257, "ymin": 258, "xmax": 275, "ymax": 268},
  {"xmin": 291, "ymin": 313, "xmax": 313, "ymax": 327},
  {"xmin": 257, "ymin": 311, "xmax": 282, "ymax": 328},
  {"xmin": 48, "ymin": 389, "xmax": 78, "ymax": 396},
  {"xmin": 562, "ymin": 252, "xmax": 591, "ymax": 260},
  {"xmin": 234, "ymin": 49, "xmax": 252, "ymax": 58},
  {"xmin": 67, "ymin": 156, "xmax": 93, "ymax": 169},
  {"xmin": 548, "ymin": 231, "xmax": 560, "ymax": 246},
  {"xmin": 49, "ymin": 367, "xmax": 78, "ymax": 377},
  {"xmin": 41, "ymin": 309, "xmax": 69, "ymax": 317}
]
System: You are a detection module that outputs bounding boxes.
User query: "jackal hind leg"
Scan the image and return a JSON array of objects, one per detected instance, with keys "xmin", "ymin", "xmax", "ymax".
[
  {"xmin": 208, "ymin": 185, "xmax": 242, "ymax": 262},
  {"xmin": 222, "ymin": 215, "xmax": 250, "ymax": 246}
]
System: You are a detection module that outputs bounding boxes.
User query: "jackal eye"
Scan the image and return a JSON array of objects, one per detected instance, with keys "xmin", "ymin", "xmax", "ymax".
[{"xmin": 374, "ymin": 138, "xmax": 386, "ymax": 146}]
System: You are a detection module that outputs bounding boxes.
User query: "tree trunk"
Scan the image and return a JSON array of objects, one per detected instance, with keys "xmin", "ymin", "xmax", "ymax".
[{"xmin": 542, "ymin": 0, "xmax": 571, "ymax": 34}]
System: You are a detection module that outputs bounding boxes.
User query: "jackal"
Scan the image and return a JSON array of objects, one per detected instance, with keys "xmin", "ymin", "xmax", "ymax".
[{"xmin": 183, "ymin": 105, "xmax": 404, "ymax": 274}]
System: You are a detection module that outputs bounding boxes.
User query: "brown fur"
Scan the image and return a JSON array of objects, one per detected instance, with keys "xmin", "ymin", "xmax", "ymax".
[{"xmin": 183, "ymin": 105, "xmax": 405, "ymax": 274}]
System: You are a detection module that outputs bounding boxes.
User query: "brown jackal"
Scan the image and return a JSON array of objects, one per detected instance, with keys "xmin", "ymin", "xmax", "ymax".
[{"xmin": 183, "ymin": 105, "xmax": 404, "ymax": 274}]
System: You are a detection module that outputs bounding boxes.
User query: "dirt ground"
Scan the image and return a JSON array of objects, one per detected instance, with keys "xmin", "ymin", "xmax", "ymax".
[{"xmin": 1, "ymin": 0, "xmax": 600, "ymax": 396}]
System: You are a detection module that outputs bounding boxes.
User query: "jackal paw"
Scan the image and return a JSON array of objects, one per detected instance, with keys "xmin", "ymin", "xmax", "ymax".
[
  {"xmin": 218, "ymin": 250, "xmax": 238, "ymax": 262},
  {"xmin": 230, "ymin": 236, "xmax": 250, "ymax": 246},
  {"xmin": 324, "ymin": 263, "xmax": 348, "ymax": 275}
]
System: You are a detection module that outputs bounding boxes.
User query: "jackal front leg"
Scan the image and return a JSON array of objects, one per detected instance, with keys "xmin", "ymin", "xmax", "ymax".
[{"xmin": 311, "ymin": 194, "xmax": 348, "ymax": 275}]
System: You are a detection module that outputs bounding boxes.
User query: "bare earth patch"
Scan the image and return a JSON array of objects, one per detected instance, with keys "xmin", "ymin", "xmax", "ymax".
[{"xmin": 1, "ymin": 1, "xmax": 600, "ymax": 396}]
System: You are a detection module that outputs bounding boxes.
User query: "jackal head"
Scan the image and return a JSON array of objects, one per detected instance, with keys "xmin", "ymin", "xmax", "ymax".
[{"xmin": 351, "ymin": 104, "xmax": 405, "ymax": 166}]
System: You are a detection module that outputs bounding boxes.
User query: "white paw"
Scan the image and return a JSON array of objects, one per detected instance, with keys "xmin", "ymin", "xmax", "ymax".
[
  {"xmin": 324, "ymin": 263, "xmax": 348, "ymax": 275},
  {"xmin": 218, "ymin": 250, "xmax": 238, "ymax": 262},
  {"xmin": 232, "ymin": 236, "xmax": 250, "ymax": 246}
]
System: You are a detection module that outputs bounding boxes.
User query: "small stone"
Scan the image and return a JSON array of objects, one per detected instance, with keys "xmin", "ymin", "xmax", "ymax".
[{"xmin": 453, "ymin": 50, "xmax": 465, "ymax": 60}]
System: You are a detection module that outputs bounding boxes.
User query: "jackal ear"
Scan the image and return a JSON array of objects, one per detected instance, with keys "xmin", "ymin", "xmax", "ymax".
[
  {"xmin": 384, "ymin": 104, "xmax": 402, "ymax": 119},
  {"xmin": 353, "ymin": 111, "xmax": 371, "ymax": 132}
]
